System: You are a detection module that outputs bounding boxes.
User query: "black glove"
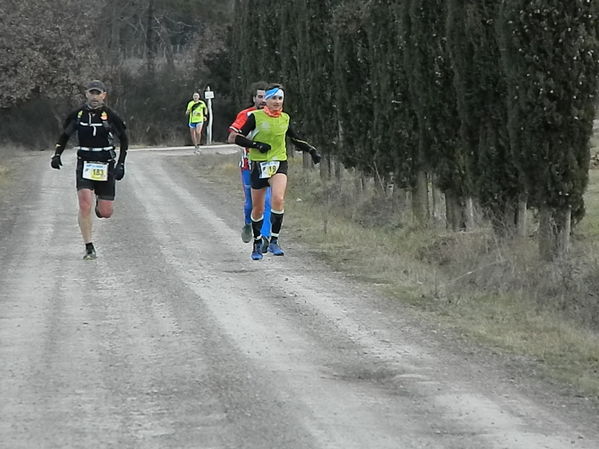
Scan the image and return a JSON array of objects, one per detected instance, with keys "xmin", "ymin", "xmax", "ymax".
[
  {"xmin": 113, "ymin": 163, "xmax": 125, "ymax": 180},
  {"xmin": 309, "ymin": 148, "xmax": 321, "ymax": 165},
  {"xmin": 254, "ymin": 141, "xmax": 271, "ymax": 153},
  {"xmin": 50, "ymin": 154, "xmax": 62, "ymax": 169},
  {"xmin": 234, "ymin": 134, "xmax": 270, "ymax": 153}
]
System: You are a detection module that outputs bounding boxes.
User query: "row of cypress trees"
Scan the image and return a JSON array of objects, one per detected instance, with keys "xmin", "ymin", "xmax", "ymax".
[{"xmin": 228, "ymin": 0, "xmax": 599, "ymax": 259}]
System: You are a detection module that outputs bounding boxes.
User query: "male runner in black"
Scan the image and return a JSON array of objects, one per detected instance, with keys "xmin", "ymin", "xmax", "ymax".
[{"xmin": 50, "ymin": 80, "xmax": 129, "ymax": 260}]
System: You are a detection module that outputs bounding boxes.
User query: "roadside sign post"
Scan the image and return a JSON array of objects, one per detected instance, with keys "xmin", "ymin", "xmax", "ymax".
[{"xmin": 204, "ymin": 86, "xmax": 215, "ymax": 145}]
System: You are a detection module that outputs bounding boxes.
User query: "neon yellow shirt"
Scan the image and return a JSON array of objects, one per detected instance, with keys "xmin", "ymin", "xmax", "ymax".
[
  {"xmin": 249, "ymin": 110, "xmax": 290, "ymax": 162},
  {"xmin": 186, "ymin": 100, "xmax": 207, "ymax": 123}
]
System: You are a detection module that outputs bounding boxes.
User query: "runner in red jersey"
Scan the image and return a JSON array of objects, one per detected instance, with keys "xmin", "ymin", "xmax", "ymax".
[{"xmin": 228, "ymin": 82, "xmax": 272, "ymax": 249}]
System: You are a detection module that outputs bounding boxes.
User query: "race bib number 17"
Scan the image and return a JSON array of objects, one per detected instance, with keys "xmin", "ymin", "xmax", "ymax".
[
  {"xmin": 259, "ymin": 161, "xmax": 280, "ymax": 179},
  {"xmin": 82, "ymin": 161, "xmax": 109, "ymax": 181}
]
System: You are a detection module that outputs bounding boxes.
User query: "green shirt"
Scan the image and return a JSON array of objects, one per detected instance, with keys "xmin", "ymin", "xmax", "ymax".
[
  {"xmin": 249, "ymin": 110, "xmax": 290, "ymax": 162},
  {"xmin": 186, "ymin": 100, "xmax": 207, "ymax": 123}
]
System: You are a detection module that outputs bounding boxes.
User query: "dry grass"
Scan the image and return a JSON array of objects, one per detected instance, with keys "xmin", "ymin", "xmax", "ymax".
[
  {"xmin": 590, "ymin": 135, "xmax": 599, "ymax": 168},
  {"xmin": 579, "ymin": 169, "xmax": 599, "ymax": 238},
  {"xmin": 0, "ymin": 145, "xmax": 18, "ymax": 186},
  {"xmin": 283, "ymin": 160, "xmax": 599, "ymax": 397}
]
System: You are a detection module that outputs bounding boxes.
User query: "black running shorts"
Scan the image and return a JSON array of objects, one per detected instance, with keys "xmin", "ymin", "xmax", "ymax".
[
  {"xmin": 76, "ymin": 159, "xmax": 116, "ymax": 200},
  {"xmin": 250, "ymin": 160, "xmax": 288, "ymax": 190}
]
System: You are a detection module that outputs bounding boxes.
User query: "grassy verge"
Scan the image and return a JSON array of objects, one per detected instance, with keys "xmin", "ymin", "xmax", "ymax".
[
  {"xmin": 0, "ymin": 147, "xmax": 17, "ymax": 188},
  {"xmin": 190, "ymin": 152, "xmax": 599, "ymax": 399}
]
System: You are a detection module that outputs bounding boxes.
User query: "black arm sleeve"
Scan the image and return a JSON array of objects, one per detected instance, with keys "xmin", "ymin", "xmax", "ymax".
[
  {"xmin": 238, "ymin": 113, "xmax": 256, "ymax": 136},
  {"xmin": 235, "ymin": 134, "xmax": 260, "ymax": 149},
  {"xmin": 116, "ymin": 133, "xmax": 129, "ymax": 164},
  {"xmin": 108, "ymin": 109, "xmax": 129, "ymax": 164},
  {"xmin": 287, "ymin": 124, "xmax": 315, "ymax": 153},
  {"xmin": 54, "ymin": 134, "xmax": 70, "ymax": 155},
  {"xmin": 54, "ymin": 110, "xmax": 78, "ymax": 155}
]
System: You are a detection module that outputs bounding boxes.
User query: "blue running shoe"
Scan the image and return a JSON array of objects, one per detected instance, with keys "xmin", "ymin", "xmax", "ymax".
[
  {"xmin": 251, "ymin": 240, "xmax": 263, "ymax": 260},
  {"xmin": 241, "ymin": 224, "xmax": 252, "ymax": 243},
  {"xmin": 268, "ymin": 240, "xmax": 285, "ymax": 256},
  {"xmin": 261, "ymin": 236, "xmax": 269, "ymax": 254}
]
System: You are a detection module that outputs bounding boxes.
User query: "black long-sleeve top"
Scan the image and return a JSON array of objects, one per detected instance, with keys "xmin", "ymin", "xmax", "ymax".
[{"xmin": 55, "ymin": 104, "xmax": 129, "ymax": 163}]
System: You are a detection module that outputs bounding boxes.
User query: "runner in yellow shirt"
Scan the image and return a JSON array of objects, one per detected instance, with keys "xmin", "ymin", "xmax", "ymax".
[
  {"xmin": 229, "ymin": 84, "xmax": 321, "ymax": 260},
  {"xmin": 185, "ymin": 92, "xmax": 208, "ymax": 152}
]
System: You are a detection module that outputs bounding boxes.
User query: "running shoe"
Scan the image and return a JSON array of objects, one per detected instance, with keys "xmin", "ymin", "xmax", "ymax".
[
  {"xmin": 251, "ymin": 240, "xmax": 263, "ymax": 260},
  {"xmin": 241, "ymin": 224, "xmax": 253, "ymax": 243},
  {"xmin": 83, "ymin": 247, "xmax": 97, "ymax": 260},
  {"xmin": 268, "ymin": 241, "xmax": 284, "ymax": 256},
  {"xmin": 261, "ymin": 236, "xmax": 269, "ymax": 254}
]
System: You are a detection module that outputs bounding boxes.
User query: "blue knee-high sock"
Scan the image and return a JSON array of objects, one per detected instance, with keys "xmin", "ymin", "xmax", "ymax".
[
  {"xmin": 242, "ymin": 170, "xmax": 252, "ymax": 224},
  {"xmin": 261, "ymin": 187, "xmax": 272, "ymax": 237}
]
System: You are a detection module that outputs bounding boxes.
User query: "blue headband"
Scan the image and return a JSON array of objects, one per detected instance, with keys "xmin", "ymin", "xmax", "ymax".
[{"xmin": 264, "ymin": 87, "xmax": 284, "ymax": 100}]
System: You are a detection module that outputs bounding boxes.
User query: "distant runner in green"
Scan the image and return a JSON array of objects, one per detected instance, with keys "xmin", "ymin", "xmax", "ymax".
[{"xmin": 185, "ymin": 92, "xmax": 208, "ymax": 153}]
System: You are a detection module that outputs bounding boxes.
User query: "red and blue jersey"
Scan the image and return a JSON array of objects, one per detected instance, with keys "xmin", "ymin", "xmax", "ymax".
[{"xmin": 229, "ymin": 106, "xmax": 257, "ymax": 170}]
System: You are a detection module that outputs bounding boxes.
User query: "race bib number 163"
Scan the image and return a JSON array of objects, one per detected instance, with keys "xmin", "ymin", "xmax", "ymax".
[{"xmin": 82, "ymin": 161, "xmax": 109, "ymax": 181}]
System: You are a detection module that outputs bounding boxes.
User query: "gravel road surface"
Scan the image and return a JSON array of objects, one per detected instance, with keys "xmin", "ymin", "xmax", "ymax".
[{"xmin": 1, "ymin": 147, "xmax": 597, "ymax": 449}]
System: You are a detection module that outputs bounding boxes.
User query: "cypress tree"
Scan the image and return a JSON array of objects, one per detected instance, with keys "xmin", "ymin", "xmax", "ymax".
[
  {"xmin": 229, "ymin": 0, "xmax": 284, "ymax": 106},
  {"xmin": 474, "ymin": 1, "xmax": 524, "ymax": 236},
  {"xmin": 282, "ymin": 0, "xmax": 340, "ymax": 168},
  {"xmin": 447, "ymin": 0, "xmax": 524, "ymax": 235},
  {"xmin": 278, "ymin": 4, "xmax": 301, "ymax": 108},
  {"xmin": 253, "ymin": 0, "xmax": 284, "ymax": 82},
  {"xmin": 368, "ymin": 0, "xmax": 419, "ymax": 193},
  {"xmin": 445, "ymin": 0, "xmax": 481, "ymax": 230},
  {"xmin": 332, "ymin": 1, "xmax": 375, "ymax": 176},
  {"xmin": 499, "ymin": 0, "xmax": 599, "ymax": 257},
  {"xmin": 393, "ymin": 0, "xmax": 427, "ymax": 223},
  {"xmin": 404, "ymin": 0, "xmax": 468, "ymax": 229},
  {"xmin": 229, "ymin": 0, "xmax": 254, "ymax": 107}
]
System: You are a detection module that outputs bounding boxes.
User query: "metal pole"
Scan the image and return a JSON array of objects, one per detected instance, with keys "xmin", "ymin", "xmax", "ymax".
[{"xmin": 205, "ymin": 86, "xmax": 213, "ymax": 145}]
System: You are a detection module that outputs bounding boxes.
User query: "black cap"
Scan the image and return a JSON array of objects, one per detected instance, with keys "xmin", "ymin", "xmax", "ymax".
[{"xmin": 85, "ymin": 80, "xmax": 106, "ymax": 93}]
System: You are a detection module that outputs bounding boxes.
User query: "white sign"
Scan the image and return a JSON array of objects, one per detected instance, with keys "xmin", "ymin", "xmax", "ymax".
[{"xmin": 204, "ymin": 90, "xmax": 215, "ymax": 99}]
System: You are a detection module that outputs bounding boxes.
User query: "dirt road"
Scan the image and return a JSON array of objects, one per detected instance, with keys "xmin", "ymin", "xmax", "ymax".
[{"xmin": 1, "ymin": 147, "xmax": 597, "ymax": 449}]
